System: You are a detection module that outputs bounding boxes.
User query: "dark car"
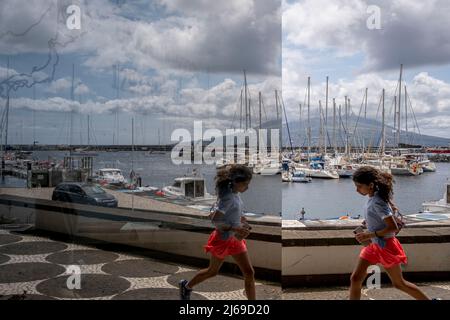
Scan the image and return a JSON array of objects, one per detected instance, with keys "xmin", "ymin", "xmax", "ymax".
[{"xmin": 52, "ymin": 182, "xmax": 118, "ymax": 208}]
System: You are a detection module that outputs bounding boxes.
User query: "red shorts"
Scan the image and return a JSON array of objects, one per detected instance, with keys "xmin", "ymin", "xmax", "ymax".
[
  {"xmin": 204, "ymin": 230, "xmax": 247, "ymax": 260},
  {"xmin": 360, "ymin": 237, "xmax": 407, "ymax": 269}
]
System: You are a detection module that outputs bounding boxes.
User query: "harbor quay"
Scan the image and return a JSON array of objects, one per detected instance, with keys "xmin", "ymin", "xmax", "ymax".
[
  {"xmin": 0, "ymin": 187, "xmax": 281, "ymax": 300},
  {"xmin": 282, "ymin": 219, "xmax": 450, "ymax": 289},
  {"xmin": 1, "ymin": 188, "xmax": 450, "ymax": 299}
]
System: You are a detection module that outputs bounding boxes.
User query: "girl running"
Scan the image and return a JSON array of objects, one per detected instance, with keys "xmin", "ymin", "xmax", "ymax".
[
  {"xmin": 179, "ymin": 164, "xmax": 255, "ymax": 300},
  {"xmin": 350, "ymin": 166, "xmax": 430, "ymax": 300}
]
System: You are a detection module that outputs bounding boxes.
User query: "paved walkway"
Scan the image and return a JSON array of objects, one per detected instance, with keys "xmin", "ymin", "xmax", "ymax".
[
  {"xmin": 0, "ymin": 230, "xmax": 280, "ymax": 300},
  {"xmin": 283, "ymin": 283, "xmax": 450, "ymax": 300},
  {"xmin": 2, "ymin": 229, "xmax": 449, "ymax": 300}
]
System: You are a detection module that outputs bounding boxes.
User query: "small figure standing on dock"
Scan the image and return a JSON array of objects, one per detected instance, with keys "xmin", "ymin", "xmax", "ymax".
[
  {"xmin": 179, "ymin": 164, "xmax": 255, "ymax": 300},
  {"xmin": 299, "ymin": 208, "xmax": 306, "ymax": 221},
  {"xmin": 349, "ymin": 166, "xmax": 430, "ymax": 300},
  {"xmin": 136, "ymin": 174, "xmax": 142, "ymax": 187}
]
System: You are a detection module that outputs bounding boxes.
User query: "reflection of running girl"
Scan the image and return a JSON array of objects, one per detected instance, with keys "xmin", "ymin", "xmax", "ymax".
[
  {"xmin": 179, "ymin": 164, "xmax": 255, "ymax": 300},
  {"xmin": 349, "ymin": 166, "xmax": 430, "ymax": 300}
]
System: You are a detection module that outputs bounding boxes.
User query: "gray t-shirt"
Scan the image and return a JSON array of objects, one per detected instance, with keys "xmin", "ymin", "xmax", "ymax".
[
  {"xmin": 213, "ymin": 189, "xmax": 244, "ymax": 240},
  {"xmin": 365, "ymin": 192, "xmax": 395, "ymax": 248}
]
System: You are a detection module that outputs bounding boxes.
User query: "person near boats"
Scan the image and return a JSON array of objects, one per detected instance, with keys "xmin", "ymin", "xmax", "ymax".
[
  {"xmin": 179, "ymin": 164, "xmax": 255, "ymax": 300},
  {"xmin": 349, "ymin": 166, "xmax": 431, "ymax": 300}
]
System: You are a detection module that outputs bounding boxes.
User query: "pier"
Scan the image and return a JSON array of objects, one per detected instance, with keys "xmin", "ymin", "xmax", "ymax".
[{"xmin": 282, "ymin": 219, "xmax": 450, "ymax": 287}]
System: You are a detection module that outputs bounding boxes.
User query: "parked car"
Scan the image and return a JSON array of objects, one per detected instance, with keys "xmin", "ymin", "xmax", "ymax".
[{"xmin": 52, "ymin": 182, "xmax": 118, "ymax": 208}]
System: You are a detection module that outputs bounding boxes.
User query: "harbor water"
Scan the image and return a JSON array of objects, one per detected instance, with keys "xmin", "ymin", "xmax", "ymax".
[
  {"xmin": 3, "ymin": 150, "xmax": 448, "ymax": 219},
  {"xmin": 282, "ymin": 162, "xmax": 450, "ymax": 220},
  {"xmin": 1, "ymin": 151, "xmax": 282, "ymax": 216}
]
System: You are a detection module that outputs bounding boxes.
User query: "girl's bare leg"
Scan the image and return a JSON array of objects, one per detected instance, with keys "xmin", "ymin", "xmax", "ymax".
[
  {"xmin": 187, "ymin": 255, "xmax": 224, "ymax": 288},
  {"xmin": 384, "ymin": 264, "xmax": 430, "ymax": 300},
  {"xmin": 349, "ymin": 258, "xmax": 372, "ymax": 300},
  {"xmin": 232, "ymin": 251, "xmax": 256, "ymax": 300}
]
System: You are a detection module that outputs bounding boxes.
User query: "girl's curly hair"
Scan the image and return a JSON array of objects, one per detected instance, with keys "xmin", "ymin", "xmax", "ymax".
[
  {"xmin": 353, "ymin": 166, "xmax": 394, "ymax": 202},
  {"xmin": 215, "ymin": 164, "xmax": 253, "ymax": 197}
]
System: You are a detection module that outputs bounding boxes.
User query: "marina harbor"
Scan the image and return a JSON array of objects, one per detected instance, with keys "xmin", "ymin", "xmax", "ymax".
[{"xmin": 2, "ymin": 0, "xmax": 450, "ymax": 303}]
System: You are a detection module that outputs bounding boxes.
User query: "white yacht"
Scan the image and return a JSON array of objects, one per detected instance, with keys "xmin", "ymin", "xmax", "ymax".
[
  {"xmin": 422, "ymin": 179, "xmax": 450, "ymax": 213},
  {"xmin": 302, "ymin": 167, "xmax": 339, "ymax": 179},
  {"xmin": 162, "ymin": 175, "xmax": 216, "ymax": 203},
  {"xmin": 94, "ymin": 168, "xmax": 126, "ymax": 186},
  {"xmin": 298, "ymin": 161, "xmax": 339, "ymax": 179},
  {"xmin": 253, "ymin": 158, "xmax": 281, "ymax": 176},
  {"xmin": 389, "ymin": 161, "xmax": 422, "ymax": 176}
]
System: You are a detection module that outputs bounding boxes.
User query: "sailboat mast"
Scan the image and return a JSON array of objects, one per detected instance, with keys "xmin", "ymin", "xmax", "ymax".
[
  {"xmin": 397, "ymin": 64, "xmax": 403, "ymax": 147},
  {"xmin": 70, "ymin": 63, "xmax": 75, "ymax": 148},
  {"xmin": 259, "ymin": 91, "xmax": 262, "ymax": 129},
  {"xmin": 381, "ymin": 89, "xmax": 385, "ymax": 155},
  {"xmin": 319, "ymin": 100, "xmax": 323, "ymax": 154},
  {"xmin": 333, "ymin": 98, "xmax": 336, "ymax": 153},
  {"xmin": 338, "ymin": 104, "xmax": 342, "ymax": 153},
  {"xmin": 87, "ymin": 115, "xmax": 90, "ymax": 147},
  {"xmin": 275, "ymin": 90, "xmax": 279, "ymax": 122},
  {"xmin": 239, "ymin": 88, "xmax": 243, "ymax": 130},
  {"xmin": 298, "ymin": 103, "xmax": 302, "ymax": 151},
  {"xmin": 244, "ymin": 70, "xmax": 248, "ymax": 130},
  {"xmin": 33, "ymin": 86, "xmax": 36, "ymax": 147},
  {"xmin": 344, "ymin": 96, "xmax": 349, "ymax": 155},
  {"xmin": 364, "ymin": 88, "xmax": 368, "ymax": 119},
  {"xmin": 307, "ymin": 77, "xmax": 311, "ymax": 157},
  {"xmin": 249, "ymin": 95, "xmax": 252, "ymax": 129},
  {"xmin": 394, "ymin": 95, "xmax": 397, "ymax": 145},
  {"xmin": 325, "ymin": 76, "xmax": 329, "ymax": 152},
  {"xmin": 405, "ymin": 85, "xmax": 408, "ymax": 140},
  {"xmin": 347, "ymin": 97, "xmax": 351, "ymax": 157},
  {"xmin": 4, "ymin": 57, "xmax": 10, "ymax": 153}
]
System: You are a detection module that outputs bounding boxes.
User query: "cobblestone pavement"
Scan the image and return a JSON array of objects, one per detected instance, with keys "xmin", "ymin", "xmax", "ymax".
[
  {"xmin": 2, "ymin": 230, "xmax": 449, "ymax": 300},
  {"xmin": 0, "ymin": 230, "xmax": 281, "ymax": 300}
]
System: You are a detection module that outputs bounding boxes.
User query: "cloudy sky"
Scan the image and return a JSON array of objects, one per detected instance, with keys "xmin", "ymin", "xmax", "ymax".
[
  {"xmin": 0, "ymin": 0, "xmax": 281, "ymax": 145},
  {"xmin": 2, "ymin": 0, "xmax": 450, "ymax": 147},
  {"xmin": 283, "ymin": 0, "xmax": 450, "ymax": 140}
]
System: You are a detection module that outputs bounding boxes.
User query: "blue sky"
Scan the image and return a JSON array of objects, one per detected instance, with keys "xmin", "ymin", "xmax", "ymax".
[
  {"xmin": 2, "ymin": 0, "xmax": 450, "ymax": 147},
  {"xmin": 0, "ymin": 0, "xmax": 281, "ymax": 145}
]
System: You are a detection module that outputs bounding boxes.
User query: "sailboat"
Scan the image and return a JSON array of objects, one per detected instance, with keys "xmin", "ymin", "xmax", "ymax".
[
  {"xmin": 387, "ymin": 64, "xmax": 435, "ymax": 176},
  {"xmin": 299, "ymin": 77, "xmax": 339, "ymax": 179}
]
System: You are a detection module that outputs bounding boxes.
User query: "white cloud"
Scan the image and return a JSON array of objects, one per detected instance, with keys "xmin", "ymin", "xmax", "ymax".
[
  {"xmin": 0, "ymin": 0, "xmax": 280, "ymax": 75},
  {"xmin": 3, "ymin": 76, "xmax": 280, "ymax": 127},
  {"xmin": 45, "ymin": 77, "xmax": 90, "ymax": 96},
  {"xmin": 46, "ymin": 78, "xmax": 71, "ymax": 94},
  {"xmin": 283, "ymin": 0, "xmax": 450, "ymax": 71}
]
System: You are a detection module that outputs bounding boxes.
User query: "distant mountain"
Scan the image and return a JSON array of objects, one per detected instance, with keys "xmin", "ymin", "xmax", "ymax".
[{"xmin": 283, "ymin": 115, "xmax": 450, "ymax": 148}]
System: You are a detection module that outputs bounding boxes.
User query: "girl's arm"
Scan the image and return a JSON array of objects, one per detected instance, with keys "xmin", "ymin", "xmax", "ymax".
[{"xmin": 355, "ymin": 216, "xmax": 399, "ymax": 242}]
